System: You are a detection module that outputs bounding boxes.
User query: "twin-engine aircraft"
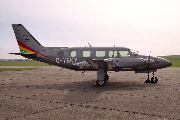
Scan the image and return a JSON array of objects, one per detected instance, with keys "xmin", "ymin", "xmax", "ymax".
[{"xmin": 11, "ymin": 24, "xmax": 172, "ymax": 86}]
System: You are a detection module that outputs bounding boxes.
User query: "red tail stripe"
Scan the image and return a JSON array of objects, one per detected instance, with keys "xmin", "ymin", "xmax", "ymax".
[{"xmin": 17, "ymin": 40, "xmax": 49, "ymax": 59}]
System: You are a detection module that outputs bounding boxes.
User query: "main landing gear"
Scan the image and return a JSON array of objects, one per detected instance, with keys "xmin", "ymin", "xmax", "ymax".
[
  {"xmin": 94, "ymin": 62, "xmax": 109, "ymax": 87},
  {"xmin": 144, "ymin": 72, "xmax": 158, "ymax": 83},
  {"xmin": 95, "ymin": 74, "xmax": 109, "ymax": 87}
]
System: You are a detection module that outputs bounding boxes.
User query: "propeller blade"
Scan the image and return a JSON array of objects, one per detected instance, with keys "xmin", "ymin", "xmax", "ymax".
[
  {"xmin": 144, "ymin": 55, "xmax": 155, "ymax": 65},
  {"xmin": 148, "ymin": 55, "xmax": 150, "ymax": 61}
]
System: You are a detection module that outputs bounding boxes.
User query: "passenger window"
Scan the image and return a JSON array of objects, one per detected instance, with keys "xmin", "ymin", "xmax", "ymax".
[
  {"xmin": 68, "ymin": 51, "xmax": 76, "ymax": 57},
  {"xmin": 109, "ymin": 51, "xmax": 117, "ymax": 57},
  {"xmin": 57, "ymin": 51, "xmax": 64, "ymax": 57},
  {"xmin": 119, "ymin": 51, "xmax": 129, "ymax": 57},
  {"xmin": 80, "ymin": 51, "xmax": 91, "ymax": 57},
  {"xmin": 96, "ymin": 51, "xmax": 105, "ymax": 57}
]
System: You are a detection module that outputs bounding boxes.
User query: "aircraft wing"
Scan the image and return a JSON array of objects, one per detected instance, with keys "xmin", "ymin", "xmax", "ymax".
[
  {"xmin": 74, "ymin": 58, "xmax": 147, "ymax": 70},
  {"xmin": 73, "ymin": 58, "xmax": 119, "ymax": 70},
  {"xmin": 89, "ymin": 59, "xmax": 118, "ymax": 68}
]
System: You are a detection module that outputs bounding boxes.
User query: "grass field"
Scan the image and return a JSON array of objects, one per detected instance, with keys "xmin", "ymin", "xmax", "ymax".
[
  {"xmin": 0, "ymin": 61, "xmax": 50, "ymax": 66},
  {"xmin": 0, "ymin": 61, "xmax": 50, "ymax": 72},
  {"xmin": 159, "ymin": 55, "xmax": 180, "ymax": 67},
  {"xmin": 159, "ymin": 55, "xmax": 180, "ymax": 60},
  {"xmin": 0, "ymin": 68, "xmax": 35, "ymax": 72},
  {"xmin": 0, "ymin": 55, "xmax": 180, "ymax": 68},
  {"xmin": 168, "ymin": 60, "xmax": 180, "ymax": 67}
]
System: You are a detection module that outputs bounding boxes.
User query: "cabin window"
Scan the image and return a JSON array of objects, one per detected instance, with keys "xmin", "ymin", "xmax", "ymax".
[
  {"xmin": 80, "ymin": 51, "xmax": 91, "ymax": 57},
  {"xmin": 119, "ymin": 50, "xmax": 129, "ymax": 57},
  {"xmin": 57, "ymin": 51, "xmax": 64, "ymax": 57},
  {"xmin": 109, "ymin": 51, "xmax": 117, "ymax": 57},
  {"xmin": 68, "ymin": 51, "xmax": 76, "ymax": 57},
  {"xmin": 96, "ymin": 51, "xmax": 105, "ymax": 57}
]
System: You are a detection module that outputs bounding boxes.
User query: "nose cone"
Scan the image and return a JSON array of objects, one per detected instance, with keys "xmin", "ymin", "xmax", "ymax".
[
  {"xmin": 170, "ymin": 62, "xmax": 172, "ymax": 66},
  {"xmin": 153, "ymin": 57, "xmax": 172, "ymax": 69},
  {"xmin": 165, "ymin": 60, "xmax": 172, "ymax": 67}
]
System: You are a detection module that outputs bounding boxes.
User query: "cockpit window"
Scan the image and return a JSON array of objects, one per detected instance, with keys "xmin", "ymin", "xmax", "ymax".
[
  {"xmin": 129, "ymin": 49, "xmax": 139, "ymax": 56},
  {"xmin": 119, "ymin": 50, "xmax": 130, "ymax": 57}
]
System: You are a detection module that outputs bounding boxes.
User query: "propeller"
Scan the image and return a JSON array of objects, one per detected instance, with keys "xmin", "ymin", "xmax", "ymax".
[
  {"xmin": 144, "ymin": 55, "xmax": 155, "ymax": 65},
  {"xmin": 144, "ymin": 52, "xmax": 155, "ymax": 83},
  {"xmin": 147, "ymin": 55, "xmax": 150, "ymax": 81}
]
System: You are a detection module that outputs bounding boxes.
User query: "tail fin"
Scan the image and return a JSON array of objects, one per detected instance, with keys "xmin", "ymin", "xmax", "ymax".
[{"xmin": 12, "ymin": 24, "xmax": 44, "ymax": 52}]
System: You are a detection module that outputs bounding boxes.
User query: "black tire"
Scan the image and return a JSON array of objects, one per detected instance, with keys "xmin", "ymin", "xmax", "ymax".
[
  {"xmin": 151, "ymin": 77, "xmax": 158, "ymax": 83},
  {"xmin": 96, "ymin": 80, "xmax": 106, "ymax": 86},
  {"xmin": 104, "ymin": 74, "xmax": 109, "ymax": 81}
]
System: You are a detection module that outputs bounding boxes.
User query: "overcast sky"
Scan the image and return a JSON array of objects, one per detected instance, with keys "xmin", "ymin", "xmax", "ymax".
[{"xmin": 0, "ymin": 0, "xmax": 180, "ymax": 59}]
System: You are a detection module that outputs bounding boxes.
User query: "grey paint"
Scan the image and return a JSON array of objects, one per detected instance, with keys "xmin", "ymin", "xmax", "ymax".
[{"xmin": 11, "ymin": 24, "xmax": 172, "ymax": 85}]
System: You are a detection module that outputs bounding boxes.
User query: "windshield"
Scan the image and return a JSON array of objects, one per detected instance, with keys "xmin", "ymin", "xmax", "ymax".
[{"xmin": 129, "ymin": 49, "xmax": 139, "ymax": 56}]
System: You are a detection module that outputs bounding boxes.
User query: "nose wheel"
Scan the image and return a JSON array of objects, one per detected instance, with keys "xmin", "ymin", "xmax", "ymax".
[
  {"xmin": 144, "ymin": 72, "xmax": 158, "ymax": 83},
  {"xmin": 151, "ymin": 72, "xmax": 158, "ymax": 83}
]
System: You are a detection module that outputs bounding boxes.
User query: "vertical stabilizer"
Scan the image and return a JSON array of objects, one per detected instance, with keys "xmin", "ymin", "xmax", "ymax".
[{"xmin": 12, "ymin": 24, "xmax": 43, "ymax": 52}]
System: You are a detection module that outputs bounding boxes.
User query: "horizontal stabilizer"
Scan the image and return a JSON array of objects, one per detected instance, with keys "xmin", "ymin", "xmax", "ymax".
[{"xmin": 9, "ymin": 53, "xmax": 37, "ymax": 55}]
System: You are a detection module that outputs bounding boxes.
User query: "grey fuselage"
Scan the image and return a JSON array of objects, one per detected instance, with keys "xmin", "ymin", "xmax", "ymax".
[
  {"xmin": 38, "ymin": 47, "xmax": 171, "ymax": 72},
  {"xmin": 11, "ymin": 24, "xmax": 171, "ymax": 73}
]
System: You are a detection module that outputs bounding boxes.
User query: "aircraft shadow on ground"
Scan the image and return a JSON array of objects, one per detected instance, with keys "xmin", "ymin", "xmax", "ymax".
[{"xmin": 19, "ymin": 79, "xmax": 158, "ymax": 104}]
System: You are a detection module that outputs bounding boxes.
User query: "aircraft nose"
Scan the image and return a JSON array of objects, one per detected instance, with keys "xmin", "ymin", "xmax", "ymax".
[{"xmin": 165, "ymin": 60, "xmax": 172, "ymax": 67}]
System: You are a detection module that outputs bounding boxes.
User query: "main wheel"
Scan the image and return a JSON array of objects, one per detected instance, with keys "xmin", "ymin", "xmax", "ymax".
[
  {"xmin": 151, "ymin": 77, "xmax": 158, "ymax": 83},
  {"xmin": 96, "ymin": 80, "xmax": 106, "ymax": 86},
  {"xmin": 104, "ymin": 74, "xmax": 109, "ymax": 81}
]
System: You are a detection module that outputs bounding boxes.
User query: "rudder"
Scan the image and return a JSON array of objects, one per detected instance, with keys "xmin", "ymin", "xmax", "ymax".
[{"xmin": 12, "ymin": 24, "xmax": 43, "ymax": 52}]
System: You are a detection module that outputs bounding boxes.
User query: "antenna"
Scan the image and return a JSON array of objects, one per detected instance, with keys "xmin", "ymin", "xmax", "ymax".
[{"xmin": 88, "ymin": 43, "xmax": 92, "ymax": 47}]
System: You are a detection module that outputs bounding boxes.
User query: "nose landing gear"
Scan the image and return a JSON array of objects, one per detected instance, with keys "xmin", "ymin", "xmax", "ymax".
[
  {"xmin": 144, "ymin": 72, "xmax": 158, "ymax": 83},
  {"xmin": 151, "ymin": 72, "xmax": 158, "ymax": 83}
]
